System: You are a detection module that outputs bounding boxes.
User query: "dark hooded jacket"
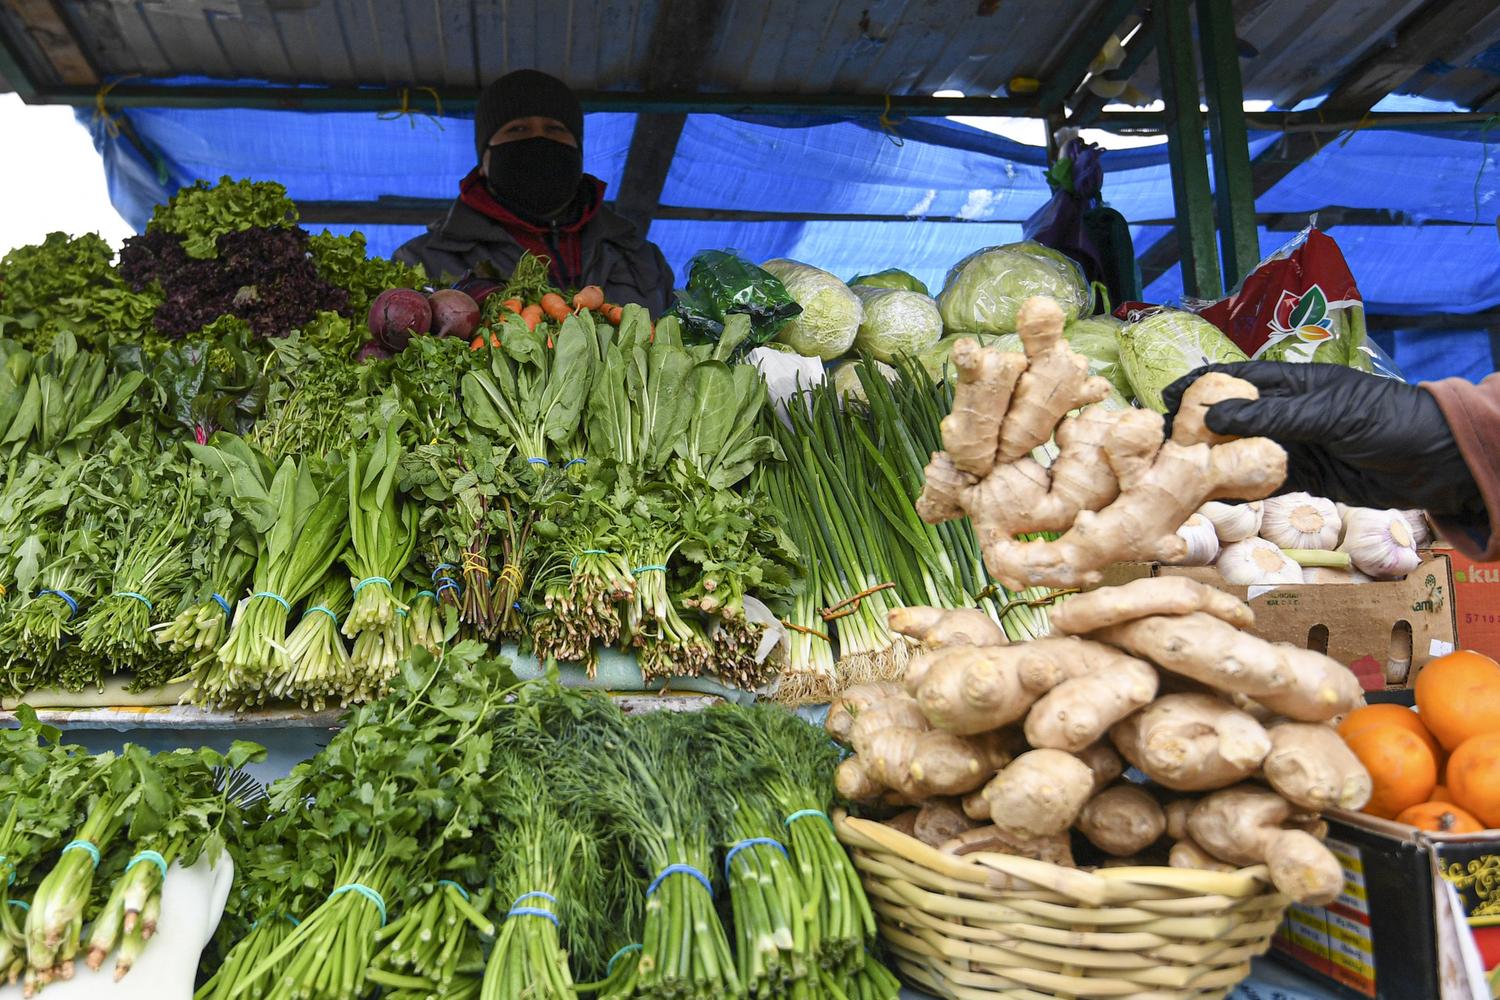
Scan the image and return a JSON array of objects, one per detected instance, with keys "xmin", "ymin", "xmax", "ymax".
[{"xmin": 394, "ymin": 170, "xmax": 674, "ymax": 316}]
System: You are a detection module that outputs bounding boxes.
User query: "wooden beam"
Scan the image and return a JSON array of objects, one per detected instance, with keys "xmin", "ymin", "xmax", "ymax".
[
  {"xmin": 3, "ymin": 0, "xmax": 94, "ymax": 85},
  {"xmin": 1157, "ymin": 0, "xmax": 1221, "ymax": 298},
  {"xmin": 1197, "ymin": 0, "xmax": 1258, "ymax": 286}
]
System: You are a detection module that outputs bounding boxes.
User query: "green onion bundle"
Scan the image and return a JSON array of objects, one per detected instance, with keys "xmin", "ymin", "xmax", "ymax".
[
  {"xmin": 370, "ymin": 882, "xmax": 490, "ymax": 998},
  {"xmin": 274, "ymin": 574, "xmax": 352, "ymax": 708}
]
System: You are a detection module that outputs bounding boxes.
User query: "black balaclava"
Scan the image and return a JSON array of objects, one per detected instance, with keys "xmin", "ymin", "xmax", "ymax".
[{"xmin": 475, "ymin": 70, "xmax": 585, "ymax": 221}]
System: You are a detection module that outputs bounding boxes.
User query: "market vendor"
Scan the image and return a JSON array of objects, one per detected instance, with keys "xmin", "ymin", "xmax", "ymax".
[
  {"xmin": 395, "ymin": 69, "xmax": 674, "ymax": 314},
  {"xmin": 1164, "ymin": 362, "xmax": 1500, "ymax": 559}
]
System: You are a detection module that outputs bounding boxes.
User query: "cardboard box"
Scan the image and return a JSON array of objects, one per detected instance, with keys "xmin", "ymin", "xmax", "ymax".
[
  {"xmin": 1449, "ymin": 555, "xmax": 1500, "ymax": 663},
  {"xmin": 1271, "ymin": 810, "xmax": 1500, "ymax": 999},
  {"xmin": 1157, "ymin": 555, "xmax": 1457, "ymax": 688}
]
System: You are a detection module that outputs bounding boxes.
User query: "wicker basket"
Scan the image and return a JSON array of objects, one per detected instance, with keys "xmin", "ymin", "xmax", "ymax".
[{"xmin": 834, "ymin": 811, "xmax": 1290, "ymax": 1000}]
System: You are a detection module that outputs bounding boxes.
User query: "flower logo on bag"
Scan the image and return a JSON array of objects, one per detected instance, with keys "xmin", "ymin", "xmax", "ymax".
[{"xmin": 1269, "ymin": 285, "xmax": 1334, "ymax": 342}]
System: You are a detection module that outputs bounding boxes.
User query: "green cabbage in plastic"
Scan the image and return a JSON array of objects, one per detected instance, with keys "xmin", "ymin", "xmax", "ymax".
[
  {"xmin": 831, "ymin": 358, "xmax": 897, "ymax": 402},
  {"xmin": 849, "ymin": 268, "xmax": 931, "ymax": 297},
  {"xmin": 936, "ymin": 241, "xmax": 1090, "ymax": 335},
  {"xmin": 1063, "ymin": 315, "xmax": 1130, "ymax": 398},
  {"xmin": 761, "ymin": 258, "xmax": 863, "ymax": 360},
  {"xmin": 917, "ymin": 332, "xmax": 1022, "ymax": 382},
  {"xmin": 850, "ymin": 286, "xmax": 942, "ymax": 363},
  {"xmin": 1117, "ymin": 309, "xmax": 1248, "ymax": 412}
]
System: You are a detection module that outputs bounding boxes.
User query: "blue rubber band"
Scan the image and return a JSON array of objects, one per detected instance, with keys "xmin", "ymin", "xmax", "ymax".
[
  {"xmin": 645, "ymin": 864, "xmax": 713, "ymax": 899},
  {"xmin": 251, "ymin": 591, "xmax": 290, "ymax": 612},
  {"xmin": 37, "ymin": 589, "xmax": 78, "ymax": 619},
  {"xmin": 211, "ymin": 593, "xmax": 233, "ymax": 617},
  {"xmin": 248, "ymin": 912, "xmax": 299, "ymax": 931},
  {"xmin": 396, "ymin": 608, "xmax": 408, "ymax": 618},
  {"xmin": 724, "ymin": 837, "xmax": 789, "ymax": 880},
  {"xmin": 564, "ymin": 458, "xmax": 586, "ymax": 469},
  {"xmin": 526, "ymin": 457, "xmax": 551, "ymax": 467},
  {"xmin": 632, "ymin": 565, "xmax": 667, "ymax": 575},
  {"xmin": 352, "ymin": 576, "xmax": 391, "ymax": 596},
  {"xmin": 436, "ymin": 879, "xmax": 469, "ymax": 901},
  {"xmin": 112, "ymin": 591, "xmax": 153, "ymax": 612},
  {"xmin": 415, "ymin": 590, "xmax": 437, "ymax": 603},
  {"xmin": 329, "ymin": 883, "xmax": 387, "ymax": 926},
  {"xmin": 606, "ymin": 943, "xmax": 642, "ymax": 976},
  {"xmin": 431, "ymin": 564, "xmax": 457, "ymax": 581},
  {"xmin": 435, "ymin": 579, "xmax": 461, "ymax": 599},
  {"xmin": 126, "ymin": 850, "xmax": 168, "ymax": 879},
  {"xmin": 8, "ymin": 900, "xmax": 27, "ymax": 912},
  {"xmin": 62, "ymin": 840, "xmax": 100, "ymax": 867},
  {"xmin": 305, "ymin": 606, "xmax": 338, "ymax": 624},
  {"xmin": 570, "ymin": 549, "xmax": 609, "ymax": 572},
  {"xmin": 506, "ymin": 892, "xmax": 560, "ymax": 927},
  {"xmin": 784, "ymin": 809, "xmax": 833, "ymax": 830}
]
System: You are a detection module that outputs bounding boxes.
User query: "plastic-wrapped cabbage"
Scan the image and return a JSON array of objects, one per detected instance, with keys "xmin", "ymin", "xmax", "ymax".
[
  {"xmin": 936, "ymin": 241, "xmax": 1090, "ymax": 335},
  {"xmin": 1063, "ymin": 315, "xmax": 1130, "ymax": 398},
  {"xmin": 1117, "ymin": 309, "xmax": 1249, "ymax": 412},
  {"xmin": 831, "ymin": 358, "xmax": 896, "ymax": 402},
  {"xmin": 917, "ymin": 332, "xmax": 1021, "ymax": 382},
  {"xmin": 849, "ymin": 286, "xmax": 942, "ymax": 362},
  {"xmin": 849, "ymin": 268, "xmax": 931, "ymax": 297},
  {"xmin": 760, "ymin": 259, "xmax": 862, "ymax": 360}
]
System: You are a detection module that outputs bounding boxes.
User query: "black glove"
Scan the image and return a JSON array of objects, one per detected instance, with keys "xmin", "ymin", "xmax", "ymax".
[{"xmin": 1162, "ymin": 362, "xmax": 1484, "ymax": 517}]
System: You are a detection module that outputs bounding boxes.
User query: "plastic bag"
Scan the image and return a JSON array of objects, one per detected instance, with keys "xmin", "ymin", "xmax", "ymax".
[
  {"xmin": 1196, "ymin": 227, "xmax": 1396, "ymax": 375},
  {"xmin": 937, "ymin": 241, "xmax": 1091, "ymax": 335},
  {"xmin": 1024, "ymin": 138, "xmax": 1106, "ymax": 285},
  {"xmin": 672, "ymin": 250, "xmax": 803, "ymax": 351}
]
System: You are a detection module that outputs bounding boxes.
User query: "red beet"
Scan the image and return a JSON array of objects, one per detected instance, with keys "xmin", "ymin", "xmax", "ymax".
[
  {"xmin": 429, "ymin": 288, "xmax": 481, "ymax": 339},
  {"xmin": 367, "ymin": 288, "xmax": 431, "ymax": 351},
  {"xmin": 356, "ymin": 340, "xmax": 392, "ymax": 363},
  {"xmin": 454, "ymin": 276, "xmax": 501, "ymax": 304}
]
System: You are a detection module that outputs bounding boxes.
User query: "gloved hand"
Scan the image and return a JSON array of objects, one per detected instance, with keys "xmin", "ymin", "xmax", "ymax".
[{"xmin": 1162, "ymin": 361, "xmax": 1484, "ymax": 517}]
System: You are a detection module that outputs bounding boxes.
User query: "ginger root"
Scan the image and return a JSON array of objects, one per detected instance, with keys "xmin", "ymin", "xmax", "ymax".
[
  {"xmin": 913, "ymin": 798, "xmax": 979, "ymax": 847},
  {"xmin": 1187, "ymin": 786, "xmax": 1345, "ymax": 904},
  {"xmin": 825, "ymin": 681, "xmax": 906, "ymax": 743},
  {"xmin": 1263, "ymin": 721, "xmax": 1373, "ymax": 812},
  {"xmin": 1077, "ymin": 784, "xmax": 1167, "ymax": 857},
  {"xmin": 836, "ymin": 689, "xmax": 1013, "ymax": 801},
  {"xmin": 1109, "ymin": 693, "xmax": 1271, "ymax": 791},
  {"xmin": 1024, "ymin": 651, "xmax": 1159, "ymax": 752},
  {"xmin": 917, "ymin": 301, "xmax": 1287, "ymax": 590},
  {"xmin": 1169, "ymin": 837, "xmax": 1235, "ymax": 873},
  {"xmin": 981, "ymin": 748, "xmax": 1094, "ymax": 839},
  {"xmin": 906, "ymin": 636, "xmax": 1133, "ymax": 735},
  {"xmin": 1095, "ymin": 613, "xmax": 1363, "ymax": 722},
  {"xmin": 1050, "ymin": 576, "xmax": 1253, "ymax": 635},
  {"xmin": 1078, "ymin": 741, "xmax": 1125, "ymax": 793},
  {"xmin": 888, "ymin": 606, "xmax": 1007, "ymax": 648}
]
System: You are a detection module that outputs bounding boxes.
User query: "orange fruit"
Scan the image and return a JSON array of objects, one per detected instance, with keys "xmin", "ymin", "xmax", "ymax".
[
  {"xmin": 1447, "ymin": 733, "xmax": 1500, "ymax": 828},
  {"xmin": 1395, "ymin": 801, "xmax": 1483, "ymax": 833},
  {"xmin": 1414, "ymin": 650, "xmax": 1500, "ymax": 751},
  {"xmin": 1345, "ymin": 724, "xmax": 1439, "ymax": 819},
  {"xmin": 1339, "ymin": 703, "xmax": 1442, "ymax": 761},
  {"xmin": 1430, "ymin": 785, "xmax": 1453, "ymax": 803}
]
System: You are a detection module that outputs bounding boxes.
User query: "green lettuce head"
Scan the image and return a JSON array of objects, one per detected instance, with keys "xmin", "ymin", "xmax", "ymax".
[
  {"xmin": 917, "ymin": 332, "xmax": 1022, "ymax": 383},
  {"xmin": 849, "ymin": 268, "xmax": 931, "ymax": 297},
  {"xmin": 1063, "ymin": 314, "xmax": 1130, "ymax": 399},
  {"xmin": 937, "ymin": 241, "xmax": 1090, "ymax": 335},
  {"xmin": 1117, "ymin": 309, "xmax": 1248, "ymax": 412},
  {"xmin": 850, "ymin": 286, "xmax": 942, "ymax": 363},
  {"xmin": 760, "ymin": 259, "xmax": 863, "ymax": 360}
]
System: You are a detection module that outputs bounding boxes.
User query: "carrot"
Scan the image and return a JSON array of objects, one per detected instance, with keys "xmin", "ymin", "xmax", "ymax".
[
  {"xmin": 502, "ymin": 298, "xmax": 523, "ymax": 314},
  {"xmin": 539, "ymin": 293, "xmax": 571, "ymax": 323},
  {"xmin": 470, "ymin": 334, "xmax": 487, "ymax": 351},
  {"xmin": 572, "ymin": 285, "xmax": 605, "ymax": 312},
  {"xmin": 603, "ymin": 304, "xmax": 624, "ymax": 326},
  {"xmin": 520, "ymin": 304, "xmax": 544, "ymax": 331},
  {"xmin": 488, "ymin": 332, "xmax": 501, "ymax": 348}
]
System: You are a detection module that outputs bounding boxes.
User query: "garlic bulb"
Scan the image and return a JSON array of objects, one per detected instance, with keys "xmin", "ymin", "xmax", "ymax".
[
  {"xmin": 1302, "ymin": 567, "xmax": 1373, "ymax": 585},
  {"xmin": 1216, "ymin": 538, "xmax": 1305, "ymax": 585},
  {"xmin": 1260, "ymin": 493, "xmax": 1341, "ymax": 550},
  {"xmin": 1168, "ymin": 514, "xmax": 1220, "ymax": 566},
  {"xmin": 1338, "ymin": 508, "xmax": 1422, "ymax": 579},
  {"xmin": 1402, "ymin": 510, "xmax": 1433, "ymax": 547},
  {"xmin": 1198, "ymin": 501, "xmax": 1263, "ymax": 543}
]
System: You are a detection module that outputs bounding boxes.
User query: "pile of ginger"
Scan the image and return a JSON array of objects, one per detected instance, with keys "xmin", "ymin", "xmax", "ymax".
[{"xmin": 828, "ymin": 297, "xmax": 1372, "ymax": 906}]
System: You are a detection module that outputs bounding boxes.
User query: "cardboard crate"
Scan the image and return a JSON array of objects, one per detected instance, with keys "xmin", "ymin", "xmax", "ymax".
[
  {"xmin": 1448, "ymin": 554, "xmax": 1500, "ymax": 663},
  {"xmin": 1270, "ymin": 810, "xmax": 1500, "ymax": 999},
  {"xmin": 1157, "ymin": 554, "xmax": 1456, "ymax": 689}
]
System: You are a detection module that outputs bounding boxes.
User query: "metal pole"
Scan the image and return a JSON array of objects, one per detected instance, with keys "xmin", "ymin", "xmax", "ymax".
[
  {"xmin": 1197, "ymin": 0, "xmax": 1259, "ymax": 287},
  {"xmin": 1156, "ymin": 0, "xmax": 1222, "ymax": 299}
]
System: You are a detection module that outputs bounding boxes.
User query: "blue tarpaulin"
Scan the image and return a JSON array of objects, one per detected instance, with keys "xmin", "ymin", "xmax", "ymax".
[{"xmin": 80, "ymin": 84, "xmax": 1499, "ymax": 383}]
